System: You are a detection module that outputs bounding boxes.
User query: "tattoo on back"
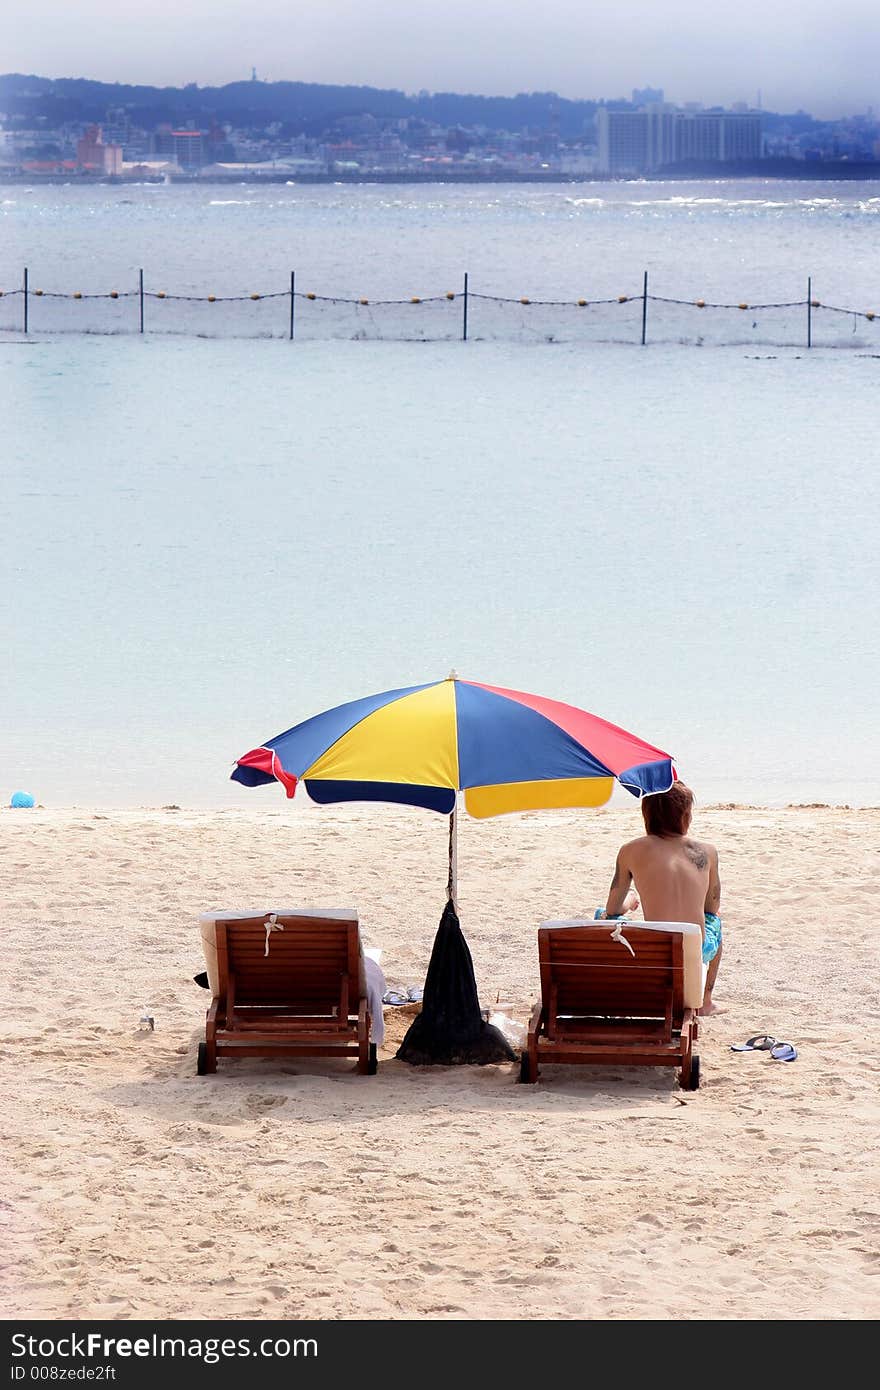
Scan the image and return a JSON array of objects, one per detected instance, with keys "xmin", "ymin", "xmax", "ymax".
[{"xmin": 685, "ymin": 842, "xmax": 708, "ymax": 871}]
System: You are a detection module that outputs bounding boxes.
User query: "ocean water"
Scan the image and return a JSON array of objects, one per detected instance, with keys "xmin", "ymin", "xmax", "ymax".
[
  {"xmin": 2, "ymin": 183, "xmax": 879, "ymax": 806},
  {"xmin": 3, "ymin": 178, "xmax": 880, "ymax": 305}
]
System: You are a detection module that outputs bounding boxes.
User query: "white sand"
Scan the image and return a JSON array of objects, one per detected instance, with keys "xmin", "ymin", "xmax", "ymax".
[{"xmin": 2, "ymin": 803, "xmax": 878, "ymax": 1321}]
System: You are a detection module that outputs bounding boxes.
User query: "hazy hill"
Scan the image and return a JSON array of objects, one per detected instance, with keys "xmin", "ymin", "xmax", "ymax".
[{"xmin": 0, "ymin": 73, "xmax": 604, "ymax": 135}]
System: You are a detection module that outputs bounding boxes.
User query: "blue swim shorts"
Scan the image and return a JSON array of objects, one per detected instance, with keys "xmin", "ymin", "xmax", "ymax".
[
  {"xmin": 703, "ymin": 912, "xmax": 723, "ymax": 965},
  {"xmin": 595, "ymin": 908, "xmax": 722, "ymax": 964}
]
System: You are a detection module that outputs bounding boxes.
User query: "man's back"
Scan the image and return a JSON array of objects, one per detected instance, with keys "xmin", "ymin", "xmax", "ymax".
[
  {"xmin": 601, "ymin": 782, "xmax": 723, "ymax": 1013},
  {"xmin": 622, "ymin": 833, "xmax": 718, "ymax": 929}
]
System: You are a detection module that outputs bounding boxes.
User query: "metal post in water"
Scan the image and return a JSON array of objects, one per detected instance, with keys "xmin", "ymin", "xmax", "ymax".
[
  {"xmin": 807, "ymin": 275, "xmax": 812, "ymax": 350},
  {"xmin": 23, "ymin": 267, "xmax": 28, "ymax": 334},
  {"xmin": 641, "ymin": 269, "xmax": 648, "ymax": 346},
  {"xmin": 139, "ymin": 268, "xmax": 144, "ymax": 334},
  {"xmin": 462, "ymin": 271, "xmax": 469, "ymax": 342},
  {"xmin": 289, "ymin": 270, "xmax": 295, "ymax": 341}
]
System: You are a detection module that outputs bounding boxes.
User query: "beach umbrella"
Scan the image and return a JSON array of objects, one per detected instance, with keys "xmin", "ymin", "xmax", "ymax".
[
  {"xmin": 232, "ymin": 674, "xmax": 676, "ymax": 1063},
  {"xmin": 233, "ymin": 673, "xmax": 674, "ymax": 831}
]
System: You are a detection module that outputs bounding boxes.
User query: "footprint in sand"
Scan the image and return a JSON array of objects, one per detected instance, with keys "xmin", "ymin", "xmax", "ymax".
[{"xmin": 245, "ymin": 1095, "xmax": 287, "ymax": 1113}]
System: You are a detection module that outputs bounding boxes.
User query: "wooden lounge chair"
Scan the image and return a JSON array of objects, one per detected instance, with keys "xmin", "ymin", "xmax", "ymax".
[
  {"xmin": 522, "ymin": 919, "xmax": 703, "ymax": 1090},
  {"xmin": 196, "ymin": 909, "xmax": 378, "ymax": 1076}
]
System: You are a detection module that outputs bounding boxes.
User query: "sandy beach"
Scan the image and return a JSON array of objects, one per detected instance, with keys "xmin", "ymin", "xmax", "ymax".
[{"xmin": 2, "ymin": 802, "xmax": 878, "ymax": 1321}]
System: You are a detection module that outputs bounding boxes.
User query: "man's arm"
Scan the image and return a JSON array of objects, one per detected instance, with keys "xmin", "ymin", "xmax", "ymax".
[
  {"xmin": 599, "ymin": 849, "xmax": 634, "ymax": 918},
  {"xmin": 704, "ymin": 846, "xmax": 721, "ymax": 916}
]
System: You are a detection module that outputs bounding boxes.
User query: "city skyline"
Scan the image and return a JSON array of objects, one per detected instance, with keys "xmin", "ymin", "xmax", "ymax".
[{"xmin": 3, "ymin": 0, "xmax": 878, "ymax": 120}]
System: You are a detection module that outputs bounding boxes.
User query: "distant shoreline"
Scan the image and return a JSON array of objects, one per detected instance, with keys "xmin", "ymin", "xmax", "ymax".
[{"xmin": 3, "ymin": 162, "xmax": 880, "ymax": 188}]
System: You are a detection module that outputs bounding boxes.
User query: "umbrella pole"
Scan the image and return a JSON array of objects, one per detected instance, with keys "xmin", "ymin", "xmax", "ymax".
[{"xmin": 446, "ymin": 801, "xmax": 458, "ymax": 907}]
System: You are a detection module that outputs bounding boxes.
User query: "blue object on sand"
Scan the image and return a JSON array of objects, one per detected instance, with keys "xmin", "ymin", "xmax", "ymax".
[
  {"xmin": 10, "ymin": 791, "xmax": 35, "ymax": 808},
  {"xmin": 382, "ymin": 989, "xmax": 409, "ymax": 1006},
  {"xmin": 730, "ymin": 1034, "xmax": 777, "ymax": 1052}
]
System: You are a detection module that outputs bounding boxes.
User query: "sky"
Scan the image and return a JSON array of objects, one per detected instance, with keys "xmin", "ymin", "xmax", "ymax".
[{"xmin": 4, "ymin": 0, "xmax": 878, "ymax": 119}]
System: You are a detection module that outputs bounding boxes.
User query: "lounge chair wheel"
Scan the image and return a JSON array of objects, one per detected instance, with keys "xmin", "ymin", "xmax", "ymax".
[
  {"xmin": 519, "ymin": 1051, "xmax": 532, "ymax": 1084},
  {"xmin": 688, "ymin": 1054, "xmax": 701, "ymax": 1090},
  {"xmin": 367, "ymin": 1043, "xmax": 378, "ymax": 1075},
  {"xmin": 197, "ymin": 1042, "xmax": 208, "ymax": 1076}
]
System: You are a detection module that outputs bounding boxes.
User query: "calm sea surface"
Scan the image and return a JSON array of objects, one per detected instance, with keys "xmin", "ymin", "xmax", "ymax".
[{"xmin": 2, "ymin": 182, "xmax": 878, "ymax": 806}]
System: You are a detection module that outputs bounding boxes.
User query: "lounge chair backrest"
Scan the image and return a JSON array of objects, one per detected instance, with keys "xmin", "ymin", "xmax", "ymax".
[
  {"xmin": 200, "ymin": 910, "xmax": 362, "ymax": 1009},
  {"xmin": 538, "ymin": 919, "xmax": 704, "ymax": 1016}
]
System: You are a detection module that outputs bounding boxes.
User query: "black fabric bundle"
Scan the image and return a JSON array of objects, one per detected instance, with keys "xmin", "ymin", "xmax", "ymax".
[{"xmin": 397, "ymin": 899, "xmax": 517, "ymax": 1065}]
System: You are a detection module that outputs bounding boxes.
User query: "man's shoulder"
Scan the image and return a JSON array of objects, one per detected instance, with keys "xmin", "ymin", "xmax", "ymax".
[
  {"xmin": 619, "ymin": 835, "xmax": 651, "ymax": 856},
  {"xmin": 692, "ymin": 838, "xmax": 719, "ymax": 859}
]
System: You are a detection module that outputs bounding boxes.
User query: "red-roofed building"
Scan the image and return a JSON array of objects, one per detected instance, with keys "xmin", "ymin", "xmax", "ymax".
[{"xmin": 21, "ymin": 159, "xmax": 79, "ymax": 175}]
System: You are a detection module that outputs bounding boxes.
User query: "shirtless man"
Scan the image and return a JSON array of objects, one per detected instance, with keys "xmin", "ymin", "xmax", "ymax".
[{"xmin": 597, "ymin": 781, "xmax": 723, "ymax": 1015}]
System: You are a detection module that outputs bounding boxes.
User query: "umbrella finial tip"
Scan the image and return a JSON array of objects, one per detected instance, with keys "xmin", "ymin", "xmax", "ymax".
[{"xmin": 447, "ymin": 667, "xmax": 459, "ymax": 680}]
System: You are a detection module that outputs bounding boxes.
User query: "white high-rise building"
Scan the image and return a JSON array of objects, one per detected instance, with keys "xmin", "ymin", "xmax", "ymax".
[{"xmin": 597, "ymin": 107, "xmax": 762, "ymax": 174}]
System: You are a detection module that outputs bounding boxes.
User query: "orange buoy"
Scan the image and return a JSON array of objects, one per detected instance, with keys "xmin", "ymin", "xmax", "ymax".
[
  {"xmin": 359, "ymin": 298, "xmax": 369, "ymax": 306},
  {"xmin": 695, "ymin": 299, "xmax": 706, "ymax": 308},
  {"xmin": 810, "ymin": 299, "xmax": 820, "ymax": 308},
  {"xmin": 520, "ymin": 297, "xmax": 530, "ymax": 305},
  {"xmin": 867, "ymin": 311, "xmax": 876, "ymax": 321},
  {"xmin": 738, "ymin": 302, "xmax": 748, "ymax": 310},
  {"xmin": 110, "ymin": 290, "xmax": 118, "ymax": 299},
  {"xmin": 207, "ymin": 295, "xmax": 216, "ymax": 302},
  {"xmin": 73, "ymin": 292, "xmax": 82, "ymax": 299},
  {"xmin": 577, "ymin": 298, "xmax": 587, "ymax": 307},
  {"xmin": 35, "ymin": 289, "xmax": 44, "ymax": 296},
  {"xmin": 156, "ymin": 291, "xmax": 166, "ymax": 299},
  {"xmin": 618, "ymin": 294, "xmax": 628, "ymax": 303},
  {"xmin": 306, "ymin": 292, "xmax": 316, "ymax": 300},
  {"xmin": 445, "ymin": 291, "xmax": 455, "ymax": 300},
  {"xmin": 250, "ymin": 293, "xmax": 260, "ymax": 301},
  {"xmin": 411, "ymin": 296, "xmax": 421, "ymax": 304}
]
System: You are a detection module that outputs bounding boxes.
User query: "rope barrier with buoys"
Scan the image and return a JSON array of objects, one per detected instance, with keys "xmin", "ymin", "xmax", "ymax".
[{"xmin": 8, "ymin": 274, "xmax": 879, "ymax": 346}]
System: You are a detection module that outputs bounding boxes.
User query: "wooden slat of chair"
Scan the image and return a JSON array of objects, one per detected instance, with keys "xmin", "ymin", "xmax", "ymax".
[
  {"xmin": 534, "ymin": 1044, "xmax": 689, "ymax": 1067},
  {"xmin": 216, "ymin": 1044, "xmax": 360, "ymax": 1060},
  {"xmin": 552, "ymin": 1019, "xmax": 671, "ymax": 1041}
]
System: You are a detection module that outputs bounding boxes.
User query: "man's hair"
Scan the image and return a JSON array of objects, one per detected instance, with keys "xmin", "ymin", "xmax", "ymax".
[{"xmin": 641, "ymin": 782, "xmax": 694, "ymax": 838}]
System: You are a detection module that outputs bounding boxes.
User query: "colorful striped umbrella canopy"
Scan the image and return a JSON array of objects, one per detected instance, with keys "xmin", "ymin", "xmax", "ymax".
[{"xmin": 232, "ymin": 675, "xmax": 675, "ymax": 815}]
